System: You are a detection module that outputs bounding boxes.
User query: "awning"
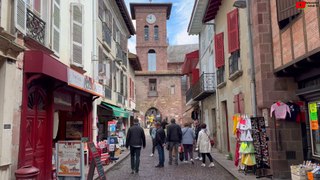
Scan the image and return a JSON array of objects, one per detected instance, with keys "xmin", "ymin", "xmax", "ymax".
[
  {"xmin": 101, "ymin": 102, "xmax": 129, "ymax": 118},
  {"xmin": 182, "ymin": 50, "xmax": 199, "ymax": 75}
]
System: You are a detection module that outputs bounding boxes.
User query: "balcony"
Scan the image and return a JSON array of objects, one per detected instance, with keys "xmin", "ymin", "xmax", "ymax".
[
  {"xmin": 185, "ymin": 87, "xmax": 194, "ymax": 105},
  {"xmin": 26, "ymin": 9, "xmax": 45, "ymax": 45},
  {"xmin": 102, "ymin": 22, "xmax": 112, "ymax": 49},
  {"xmin": 192, "ymin": 73, "xmax": 215, "ymax": 101}
]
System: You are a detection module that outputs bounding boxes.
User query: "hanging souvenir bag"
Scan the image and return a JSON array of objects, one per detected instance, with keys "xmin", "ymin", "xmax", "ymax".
[{"xmin": 205, "ymin": 132, "xmax": 215, "ymax": 147}]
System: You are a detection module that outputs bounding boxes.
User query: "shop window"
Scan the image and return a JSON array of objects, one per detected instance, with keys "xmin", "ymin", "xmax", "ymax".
[
  {"xmin": 148, "ymin": 79, "xmax": 158, "ymax": 97},
  {"xmin": 309, "ymin": 101, "xmax": 320, "ymax": 157},
  {"xmin": 276, "ymin": 0, "xmax": 301, "ymax": 29},
  {"xmin": 144, "ymin": 25, "xmax": 149, "ymax": 41}
]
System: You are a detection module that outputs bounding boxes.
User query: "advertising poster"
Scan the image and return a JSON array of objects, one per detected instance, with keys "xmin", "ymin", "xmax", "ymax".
[{"xmin": 56, "ymin": 141, "xmax": 83, "ymax": 177}]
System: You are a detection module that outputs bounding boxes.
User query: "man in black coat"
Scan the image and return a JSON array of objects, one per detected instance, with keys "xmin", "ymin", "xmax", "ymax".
[
  {"xmin": 166, "ymin": 118, "xmax": 182, "ymax": 165},
  {"xmin": 126, "ymin": 118, "xmax": 146, "ymax": 174},
  {"xmin": 154, "ymin": 121, "xmax": 166, "ymax": 168}
]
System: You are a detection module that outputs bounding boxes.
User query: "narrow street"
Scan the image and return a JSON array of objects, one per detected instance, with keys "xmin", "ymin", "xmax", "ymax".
[{"xmin": 106, "ymin": 130, "xmax": 235, "ymax": 180}]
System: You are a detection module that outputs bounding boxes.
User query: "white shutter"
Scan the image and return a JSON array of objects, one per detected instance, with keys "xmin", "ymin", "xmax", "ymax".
[
  {"xmin": 52, "ymin": 0, "xmax": 60, "ymax": 54},
  {"xmin": 15, "ymin": 0, "xmax": 27, "ymax": 34},
  {"xmin": 71, "ymin": 3, "xmax": 83, "ymax": 67}
]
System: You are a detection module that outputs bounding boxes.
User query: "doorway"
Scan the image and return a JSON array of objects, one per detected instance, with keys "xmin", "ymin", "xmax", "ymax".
[{"xmin": 221, "ymin": 101, "xmax": 230, "ymax": 152}]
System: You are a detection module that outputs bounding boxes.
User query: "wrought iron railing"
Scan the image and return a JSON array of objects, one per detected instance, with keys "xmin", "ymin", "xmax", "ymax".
[
  {"xmin": 102, "ymin": 22, "xmax": 112, "ymax": 47},
  {"xmin": 192, "ymin": 73, "xmax": 215, "ymax": 100},
  {"xmin": 185, "ymin": 87, "xmax": 193, "ymax": 103},
  {"xmin": 26, "ymin": 9, "xmax": 46, "ymax": 45}
]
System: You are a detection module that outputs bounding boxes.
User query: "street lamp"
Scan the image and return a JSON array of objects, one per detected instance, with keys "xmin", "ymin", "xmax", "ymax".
[{"xmin": 233, "ymin": 0, "xmax": 257, "ymax": 117}]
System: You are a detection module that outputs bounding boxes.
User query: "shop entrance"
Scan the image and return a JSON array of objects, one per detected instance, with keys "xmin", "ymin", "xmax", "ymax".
[
  {"xmin": 145, "ymin": 107, "xmax": 161, "ymax": 128},
  {"xmin": 221, "ymin": 101, "xmax": 230, "ymax": 152}
]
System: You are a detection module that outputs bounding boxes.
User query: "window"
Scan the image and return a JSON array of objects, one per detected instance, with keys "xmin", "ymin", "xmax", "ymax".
[
  {"xmin": 276, "ymin": 0, "xmax": 301, "ymax": 29},
  {"xmin": 308, "ymin": 101, "xmax": 320, "ymax": 157},
  {"xmin": 120, "ymin": 71, "xmax": 124, "ymax": 95},
  {"xmin": 149, "ymin": 79, "xmax": 157, "ymax": 91},
  {"xmin": 148, "ymin": 49, "xmax": 156, "ymax": 71},
  {"xmin": 144, "ymin": 25, "xmax": 149, "ymax": 40},
  {"xmin": 154, "ymin": 25, "xmax": 159, "ymax": 40},
  {"xmin": 98, "ymin": 47, "xmax": 111, "ymax": 87},
  {"xmin": 26, "ymin": 0, "xmax": 41, "ymax": 16},
  {"xmin": 229, "ymin": 50, "xmax": 240, "ymax": 76},
  {"xmin": 148, "ymin": 79, "xmax": 158, "ymax": 97},
  {"xmin": 217, "ymin": 66, "xmax": 225, "ymax": 85},
  {"xmin": 227, "ymin": 9, "xmax": 239, "ymax": 53},
  {"xmin": 170, "ymin": 85, "xmax": 175, "ymax": 95},
  {"xmin": 71, "ymin": 3, "xmax": 83, "ymax": 67},
  {"xmin": 52, "ymin": 0, "xmax": 60, "ymax": 54}
]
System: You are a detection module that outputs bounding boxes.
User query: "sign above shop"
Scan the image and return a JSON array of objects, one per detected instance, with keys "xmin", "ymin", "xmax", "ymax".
[{"xmin": 68, "ymin": 69, "xmax": 104, "ymax": 97}]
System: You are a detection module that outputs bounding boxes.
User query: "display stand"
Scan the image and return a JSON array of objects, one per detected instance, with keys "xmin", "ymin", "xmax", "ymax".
[{"xmin": 251, "ymin": 117, "xmax": 273, "ymax": 179}]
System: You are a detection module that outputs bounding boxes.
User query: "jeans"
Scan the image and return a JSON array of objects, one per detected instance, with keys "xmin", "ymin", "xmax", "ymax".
[
  {"xmin": 130, "ymin": 146, "xmax": 141, "ymax": 172},
  {"xmin": 168, "ymin": 142, "xmax": 179, "ymax": 164},
  {"xmin": 201, "ymin": 153, "xmax": 213, "ymax": 164},
  {"xmin": 156, "ymin": 144, "xmax": 165, "ymax": 166},
  {"xmin": 183, "ymin": 144, "xmax": 193, "ymax": 161}
]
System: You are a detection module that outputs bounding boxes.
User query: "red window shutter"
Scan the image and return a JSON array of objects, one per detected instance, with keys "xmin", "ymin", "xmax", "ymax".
[
  {"xmin": 227, "ymin": 9, "xmax": 239, "ymax": 53},
  {"xmin": 191, "ymin": 69, "xmax": 199, "ymax": 85},
  {"xmin": 239, "ymin": 92, "xmax": 245, "ymax": 114},
  {"xmin": 214, "ymin": 33, "xmax": 225, "ymax": 68},
  {"xmin": 233, "ymin": 94, "xmax": 239, "ymax": 114}
]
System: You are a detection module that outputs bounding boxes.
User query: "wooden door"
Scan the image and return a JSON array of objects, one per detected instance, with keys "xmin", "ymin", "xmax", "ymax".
[{"xmin": 23, "ymin": 86, "xmax": 49, "ymax": 179}]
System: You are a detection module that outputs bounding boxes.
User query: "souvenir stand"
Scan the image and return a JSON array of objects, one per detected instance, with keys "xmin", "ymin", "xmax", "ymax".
[
  {"xmin": 235, "ymin": 115, "xmax": 257, "ymax": 175},
  {"xmin": 251, "ymin": 117, "xmax": 273, "ymax": 179}
]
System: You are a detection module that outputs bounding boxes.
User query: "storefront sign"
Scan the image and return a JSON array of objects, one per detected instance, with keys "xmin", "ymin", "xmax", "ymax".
[
  {"xmin": 68, "ymin": 69, "xmax": 104, "ymax": 97},
  {"xmin": 56, "ymin": 141, "xmax": 83, "ymax": 177}
]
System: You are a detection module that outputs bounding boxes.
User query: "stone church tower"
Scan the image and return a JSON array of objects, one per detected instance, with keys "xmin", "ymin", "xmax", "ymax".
[{"xmin": 130, "ymin": 3, "xmax": 191, "ymax": 126}]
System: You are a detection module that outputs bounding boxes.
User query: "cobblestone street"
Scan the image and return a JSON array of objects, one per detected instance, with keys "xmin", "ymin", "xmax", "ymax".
[{"xmin": 106, "ymin": 130, "xmax": 235, "ymax": 180}]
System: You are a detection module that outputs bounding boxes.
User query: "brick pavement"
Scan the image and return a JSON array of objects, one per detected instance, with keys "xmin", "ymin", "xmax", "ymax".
[{"xmin": 104, "ymin": 129, "xmax": 236, "ymax": 180}]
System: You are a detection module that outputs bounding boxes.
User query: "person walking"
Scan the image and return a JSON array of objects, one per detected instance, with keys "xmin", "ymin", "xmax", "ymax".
[
  {"xmin": 126, "ymin": 118, "xmax": 146, "ymax": 174},
  {"xmin": 166, "ymin": 118, "xmax": 182, "ymax": 165},
  {"xmin": 154, "ymin": 121, "xmax": 166, "ymax": 168},
  {"xmin": 194, "ymin": 120, "xmax": 202, "ymax": 161},
  {"xmin": 181, "ymin": 122, "xmax": 195, "ymax": 164},
  {"xmin": 196, "ymin": 123, "xmax": 215, "ymax": 167},
  {"xmin": 149, "ymin": 124, "xmax": 157, "ymax": 157}
]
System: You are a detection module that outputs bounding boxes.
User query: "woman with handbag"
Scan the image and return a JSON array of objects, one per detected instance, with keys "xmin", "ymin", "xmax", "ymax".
[{"xmin": 196, "ymin": 123, "xmax": 215, "ymax": 167}]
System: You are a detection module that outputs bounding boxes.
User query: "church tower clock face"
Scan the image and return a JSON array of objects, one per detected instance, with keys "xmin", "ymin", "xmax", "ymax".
[{"xmin": 146, "ymin": 14, "xmax": 156, "ymax": 24}]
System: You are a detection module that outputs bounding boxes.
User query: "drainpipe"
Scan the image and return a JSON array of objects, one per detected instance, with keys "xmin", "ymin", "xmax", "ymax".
[
  {"xmin": 246, "ymin": 0, "xmax": 257, "ymax": 117},
  {"xmin": 92, "ymin": 0, "xmax": 98, "ymax": 143}
]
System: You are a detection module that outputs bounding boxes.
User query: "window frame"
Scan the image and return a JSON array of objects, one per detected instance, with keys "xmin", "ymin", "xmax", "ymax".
[
  {"xmin": 217, "ymin": 66, "xmax": 225, "ymax": 86},
  {"xmin": 144, "ymin": 25, "xmax": 149, "ymax": 41},
  {"xmin": 154, "ymin": 25, "xmax": 159, "ymax": 40}
]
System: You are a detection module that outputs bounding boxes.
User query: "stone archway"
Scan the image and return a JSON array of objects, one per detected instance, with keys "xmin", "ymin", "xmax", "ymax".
[{"xmin": 145, "ymin": 107, "xmax": 161, "ymax": 128}]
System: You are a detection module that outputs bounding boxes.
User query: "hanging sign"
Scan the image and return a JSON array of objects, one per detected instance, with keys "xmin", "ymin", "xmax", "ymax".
[{"xmin": 56, "ymin": 141, "xmax": 83, "ymax": 177}]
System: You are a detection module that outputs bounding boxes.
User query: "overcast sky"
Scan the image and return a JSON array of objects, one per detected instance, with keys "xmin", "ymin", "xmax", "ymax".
[{"xmin": 125, "ymin": 0, "xmax": 199, "ymax": 53}]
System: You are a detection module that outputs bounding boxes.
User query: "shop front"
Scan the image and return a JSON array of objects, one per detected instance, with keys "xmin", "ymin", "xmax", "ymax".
[
  {"xmin": 17, "ymin": 50, "xmax": 104, "ymax": 179},
  {"xmin": 97, "ymin": 102, "xmax": 129, "ymax": 148}
]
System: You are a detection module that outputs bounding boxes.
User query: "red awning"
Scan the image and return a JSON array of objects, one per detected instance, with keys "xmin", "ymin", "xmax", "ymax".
[
  {"xmin": 24, "ymin": 50, "xmax": 68, "ymax": 82},
  {"xmin": 182, "ymin": 50, "xmax": 199, "ymax": 75}
]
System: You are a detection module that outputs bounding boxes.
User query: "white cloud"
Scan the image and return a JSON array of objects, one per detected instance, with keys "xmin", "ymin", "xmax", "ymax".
[
  {"xmin": 174, "ymin": 31, "xmax": 198, "ymax": 45},
  {"xmin": 128, "ymin": 35, "xmax": 136, "ymax": 54}
]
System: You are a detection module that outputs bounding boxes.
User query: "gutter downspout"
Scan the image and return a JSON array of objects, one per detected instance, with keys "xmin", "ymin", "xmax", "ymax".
[
  {"xmin": 247, "ymin": 0, "xmax": 257, "ymax": 116},
  {"xmin": 92, "ymin": 0, "xmax": 98, "ymax": 143}
]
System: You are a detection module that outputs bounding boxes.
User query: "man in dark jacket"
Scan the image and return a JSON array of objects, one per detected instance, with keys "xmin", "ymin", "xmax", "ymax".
[
  {"xmin": 166, "ymin": 118, "xmax": 182, "ymax": 165},
  {"xmin": 154, "ymin": 121, "xmax": 166, "ymax": 168},
  {"xmin": 126, "ymin": 118, "xmax": 146, "ymax": 174}
]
